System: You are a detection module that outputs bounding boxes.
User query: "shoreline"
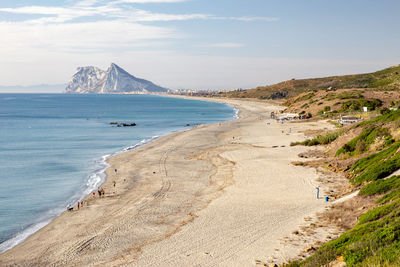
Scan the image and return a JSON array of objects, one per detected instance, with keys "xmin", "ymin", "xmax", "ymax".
[
  {"xmin": 0, "ymin": 97, "xmax": 337, "ymax": 266},
  {"xmin": 0, "ymin": 96, "xmax": 237, "ymax": 254}
]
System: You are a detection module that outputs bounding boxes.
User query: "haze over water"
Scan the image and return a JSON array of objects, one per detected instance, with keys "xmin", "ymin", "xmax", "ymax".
[{"xmin": 0, "ymin": 94, "xmax": 235, "ymax": 252}]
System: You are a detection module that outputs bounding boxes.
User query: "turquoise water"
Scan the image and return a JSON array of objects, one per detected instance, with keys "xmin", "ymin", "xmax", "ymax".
[{"xmin": 0, "ymin": 94, "xmax": 236, "ymax": 252}]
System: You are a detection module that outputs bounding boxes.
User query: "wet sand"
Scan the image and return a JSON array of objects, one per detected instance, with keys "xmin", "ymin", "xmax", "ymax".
[{"xmin": 0, "ymin": 98, "xmax": 334, "ymax": 266}]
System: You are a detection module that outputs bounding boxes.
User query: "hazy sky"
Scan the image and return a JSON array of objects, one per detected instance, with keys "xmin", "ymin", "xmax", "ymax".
[{"xmin": 0, "ymin": 0, "xmax": 399, "ymax": 92}]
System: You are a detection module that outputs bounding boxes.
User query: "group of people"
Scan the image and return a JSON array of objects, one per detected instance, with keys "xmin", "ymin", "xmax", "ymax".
[
  {"xmin": 67, "ymin": 200, "xmax": 84, "ymax": 211},
  {"xmin": 67, "ymin": 171, "xmax": 118, "ymax": 212},
  {"xmin": 97, "ymin": 187, "xmax": 105, "ymax": 197}
]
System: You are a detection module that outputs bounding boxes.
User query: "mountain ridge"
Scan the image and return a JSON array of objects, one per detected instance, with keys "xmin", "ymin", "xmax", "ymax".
[{"xmin": 64, "ymin": 63, "xmax": 168, "ymax": 94}]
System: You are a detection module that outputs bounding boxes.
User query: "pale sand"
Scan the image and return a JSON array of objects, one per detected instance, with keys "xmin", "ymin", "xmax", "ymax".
[{"xmin": 0, "ymin": 98, "xmax": 334, "ymax": 266}]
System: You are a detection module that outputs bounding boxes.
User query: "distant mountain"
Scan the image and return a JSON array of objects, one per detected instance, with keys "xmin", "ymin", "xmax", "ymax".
[{"xmin": 64, "ymin": 63, "xmax": 168, "ymax": 94}]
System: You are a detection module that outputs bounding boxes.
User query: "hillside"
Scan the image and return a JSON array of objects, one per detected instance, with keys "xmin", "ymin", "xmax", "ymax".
[
  {"xmin": 283, "ymin": 88, "xmax": 400, "ymax": 117},
  {"xmin": 222, "ymin": 64, "xmax": 400, "ymax": 100},
  {"xmin": 285, "ymin": 110, "xmax": 400, "ymax": 266}
]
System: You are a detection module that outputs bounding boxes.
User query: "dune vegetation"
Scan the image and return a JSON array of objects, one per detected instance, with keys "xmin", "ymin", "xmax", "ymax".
[{"xmin": 286, "ymin": 110, "xmax": 400, "ymax": 266}]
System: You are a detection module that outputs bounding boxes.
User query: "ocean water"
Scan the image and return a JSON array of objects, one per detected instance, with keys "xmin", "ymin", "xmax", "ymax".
[{"xmin": 0, "ymin": 94, "xmax": 236, "ymax": 253}]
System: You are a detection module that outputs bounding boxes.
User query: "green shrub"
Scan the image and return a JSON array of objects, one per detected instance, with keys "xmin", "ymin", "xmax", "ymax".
[
  {"xmin": 325, "ymin": 93, "xmax": 336, "ymax": 101},
  {"xmin": 291, "ymin": 129, "xmax": 344, "ymax": 147},
  {"xmin": 354, "ymin": 155, "xmax": 400, "ymax": 184},
  {"xmin": 351, "ymin": 142, "xmax": 400, "ymax": 175},
  {"xmin": 294, "ymin": 92, "xmax": 315, "ymax": 103},
  {"xmin": 336, "ymin": 126, "xmax": 393, "ymax": 156},
  {"xmin": 357, "ymin": 110, "xmax": 400, "ymax": 128},
  {"xmin": 355, "ymin": 140, "xmax": 367, "ymax": 154},
  {"xmin": 377, "ymin": 190, "xmax": 400, "ymax": 204},
  {"xmin": 336, "ymin": 90, "xmax": 364, "ymax": 100},
  {"xmin": 293, "ymin": 207, "xmax": 400, "ymax": 266},
  {"xmin": 357, "ymin": 200, "xmax": 400, "ymax": 224},
  {"xmin": 360, "ymin": 176, "xmax": 400, "ymax": 196},
  {"xmin": 340, "ymin": 99, "xmax": 382, "ymax": 112},
  {"xmin": 301, "ymin": 103, "xmax": 309, "ymax": 108},
  {"xmin": 381, "ymin": 107, "xmax": 391, "ymax": 115}
]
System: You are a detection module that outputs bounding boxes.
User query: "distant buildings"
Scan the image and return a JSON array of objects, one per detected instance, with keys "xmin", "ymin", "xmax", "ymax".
[{"xmin": 169, "ymin": 89, "xmax": 226, "ymax": 96}]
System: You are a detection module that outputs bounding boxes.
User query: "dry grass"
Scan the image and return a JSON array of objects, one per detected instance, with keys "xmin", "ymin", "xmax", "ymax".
[{"xmin": 317, "ymin": 195, "xmax": 378, "ymax": 231}]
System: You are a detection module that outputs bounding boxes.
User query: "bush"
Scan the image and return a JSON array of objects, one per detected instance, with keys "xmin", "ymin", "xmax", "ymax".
[
  {"xmin": 291, "ymin": 129, "xmax": 344, "ymax": 147},
  {"xmin": 336, "ymin": 90, "xmax": 364, "ymax": 99},
  {"xmin": 357, "ymin": 200, "xmax": 400, "ymax": 224},
  {"xmin": 340, "ymin": 99, "xmax": 382, "ymax": 112},
  {"xmin": 301, "ymin": 103, "xmax": 309, "ymax": 108},
  {"xmin": 336, "ymin": 126, "xmax": 393, "ymax": 156},
  {"xmin": 377, "ymin": 190, "xmax": 400, "ymax": 204},
  {"xmin": 293, "ymin": 200, "xmax": 400, "ymax": 266},
  {"xmin": 381, "ymin": 107, "xmax": 391, "ymax": 115},
  {"xmin": 354, "ymin": 154, "xmax": 400, "ymax": 184},
  {"xmin": 294, "ymin": 92, "xmax": 315, "ymax": 103},
  {"xmin": 351, "ymin": 141, "xmax": 400, "ymax": 175},
  {"xmin": 355, "ymin": 140, "xmax": 367, "ymax": 153},
  {"xmin": 360, "ymin": 176, "xmax": 400, "ymax": 196}
]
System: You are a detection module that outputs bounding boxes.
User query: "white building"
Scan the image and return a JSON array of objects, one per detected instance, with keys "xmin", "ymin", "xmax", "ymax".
[
  {"xmin": 276, "ymin": 113, "xmax": 300, "ymax": 121},
  {"xmin": 338, "ymin": 116, "xmax": 361, "ymax": 125}
]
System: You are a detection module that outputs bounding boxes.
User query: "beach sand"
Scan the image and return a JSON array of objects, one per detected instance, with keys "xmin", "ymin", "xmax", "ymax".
[{"xmin": 0, "ymin": 98, "xmax": 335, "ymax": 266}]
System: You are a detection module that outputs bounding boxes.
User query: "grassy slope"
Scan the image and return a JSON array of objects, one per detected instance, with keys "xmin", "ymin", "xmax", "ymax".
[
  {"xmin": 287, "ymin": 111, "xmax": 400, "ymax": 266},
  {"xmin": 223, "ymin": 64, "xmax": 400, "ymax": 100}
]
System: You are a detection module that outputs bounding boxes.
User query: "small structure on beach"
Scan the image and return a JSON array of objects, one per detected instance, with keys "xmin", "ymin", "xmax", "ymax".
[
  {"xmin": 276, "ymin": 113, "xmax": 300, "ymax": 121},
  {"xmin": 338, "ymin": 116, "xmax": 362, "ymax": 125}
]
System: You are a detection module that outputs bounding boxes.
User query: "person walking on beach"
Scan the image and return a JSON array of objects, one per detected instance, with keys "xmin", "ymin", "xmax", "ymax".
[
  {"xmin": 77, "ymin": 201, "xmax": 80, "ymax": 210},
  {"xmin": 98, "ymin": 188, "xmax": 102, "ymax": 197},
  {"xmin": 101, "ymin": 188, "xmax": 105, "ymax": 197}
]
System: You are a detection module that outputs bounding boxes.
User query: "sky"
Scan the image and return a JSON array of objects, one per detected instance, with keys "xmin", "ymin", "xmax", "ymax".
[{"xmin": 0, "ymin": 0, "xmax": 399, "ymax": 92}]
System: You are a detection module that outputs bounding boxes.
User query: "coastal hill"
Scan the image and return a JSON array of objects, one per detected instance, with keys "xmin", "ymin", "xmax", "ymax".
[
  {"xmin": 222, "ymin": 64, "xmax": 400, "ymax": 100},
  {"xmin": 286, "ymin": 104, "xmax": 400, "ymax": 266},
  {"xmin": 64, "ymin": 63, "xmax": 168, "ymax": 94}
]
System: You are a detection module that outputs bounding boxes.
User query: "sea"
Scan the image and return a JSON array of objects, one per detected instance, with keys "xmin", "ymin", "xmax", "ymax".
[{"xmin": 0, "ymin": 93, "xmax": 236, "ymax": 253}]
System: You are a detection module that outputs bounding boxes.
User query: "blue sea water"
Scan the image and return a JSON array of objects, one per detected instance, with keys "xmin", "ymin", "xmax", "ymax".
[{"xmin": 0, "ymin": 94, "xmax": 236, "ymax": 252}]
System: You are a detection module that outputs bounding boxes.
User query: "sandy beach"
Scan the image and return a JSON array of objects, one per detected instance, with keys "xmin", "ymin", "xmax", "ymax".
[{"xmin": 0, "ymin": 97, "xmax": 335, "ymax": 266}]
